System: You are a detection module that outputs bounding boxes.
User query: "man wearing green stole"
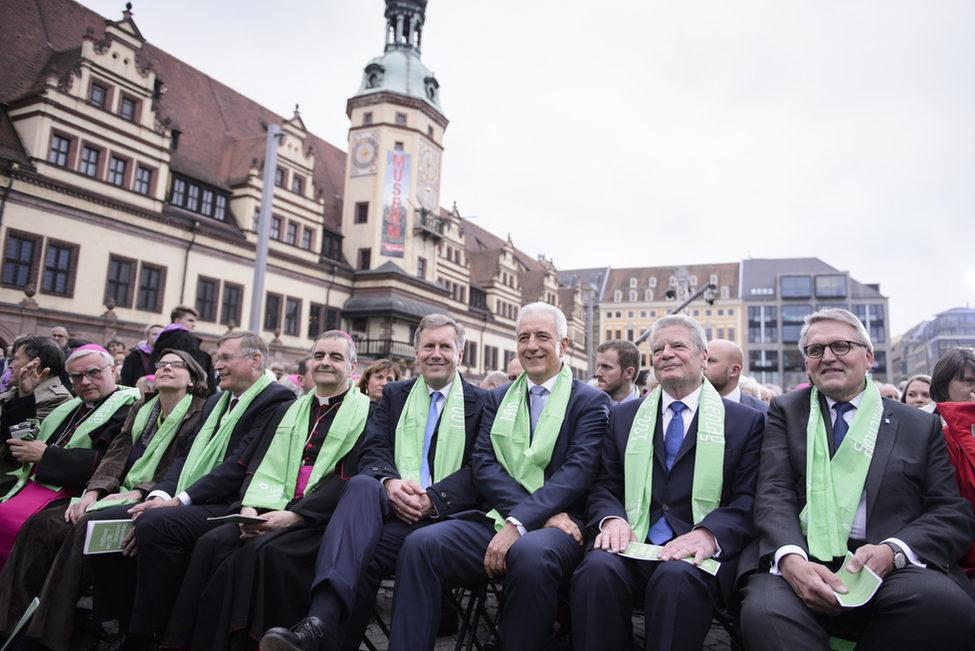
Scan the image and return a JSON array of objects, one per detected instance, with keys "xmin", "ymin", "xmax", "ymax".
[
  {"xmin": 261, "ymin": 314, "xmax": 485, "ymax": 651},
  {"xmin": 739, "ymin": 308, "xmax": 975, "ymax": 651},
  {"xmin": 0, "ymin": 344, "xmax": 137, "ymax": 570},
  {"xmin": 381, "ymin": 302, "xmax": 611, "ymax": 651},
  {"xmin": 162, "ymin": 331, "xmax": 373, "ymax": 651},
  {"xmin": 570, "ymin": 314, "xmax": 765, "ymax": 651},
  {"xmin": 88, "ymin": 331, "xmax": 294, "ymax": 650},
  {"xmin": 0, "ymin": 335, "xmax": 71, "ymax": 446}
]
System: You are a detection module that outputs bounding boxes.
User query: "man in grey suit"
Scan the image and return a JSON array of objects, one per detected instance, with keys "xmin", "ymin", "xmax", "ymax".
[
  {"xmin": 739, "ymin": 308, "xmax": 975, "ymax": 650},
  {"xmin": 704, "ymin": 340, "xmax": 767, "ymax": 417}
]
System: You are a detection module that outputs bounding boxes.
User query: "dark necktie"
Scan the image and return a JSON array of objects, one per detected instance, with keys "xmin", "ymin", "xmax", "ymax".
[{"xmin": 833, "ymin": 402, "xmax": 854, "ymax": 451}]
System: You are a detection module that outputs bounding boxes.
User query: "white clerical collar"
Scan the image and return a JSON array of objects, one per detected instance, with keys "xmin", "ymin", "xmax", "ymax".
[
  {"xmin": 315, "ymin": 387, "xmax": 348, "ymax": 406},
  {"xmin": 661, "ymin": 384, "xmax": 703, "ymax": 413}
]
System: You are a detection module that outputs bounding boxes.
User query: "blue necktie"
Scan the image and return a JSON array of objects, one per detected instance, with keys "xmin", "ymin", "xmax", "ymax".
[
  {"xmin": 648, "ymin": 401, "xmax": 687, "ymax": 544},
  {"xmin": 420, "ymin": 391, "xmax": 442, "ymax": 488},
  {"xmin": 530, "ymin": 386, "xmax": 548, "ymax": 435},
  {"xmin": 833, "ymin": 402, "xmax": 854, "ymax": 452}
]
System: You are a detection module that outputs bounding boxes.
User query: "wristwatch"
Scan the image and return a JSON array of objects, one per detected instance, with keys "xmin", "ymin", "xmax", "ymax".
[{"xmin": 884, "ymin": 542, "xmax": 907, "ymax": 570}]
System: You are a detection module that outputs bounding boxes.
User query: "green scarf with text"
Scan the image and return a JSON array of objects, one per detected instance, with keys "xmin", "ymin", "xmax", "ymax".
[
  {"xmin": 623, "ymin": 379, "xmax": 725, "ymax": 543},
  {"xmin": 175, "ymin": 370, "xmax": 275, "ymax": 495},
  {"xmin": 243, "ymin": 381, "xmax": 370, "ymax": 510},
  {"xmin": 1, "ymin": 387, "xmax": 140, "ymax": 501},
  {"xmin": 485, "ymin": 362, "xmax": 573, "ymax": 531},
  {"xmin": 800, "ymin": 379, "xmax": 883, "ymax": 562},
  {"xmin": 394, "ymin": 372, "xmax": 467, "ymax": 486}
]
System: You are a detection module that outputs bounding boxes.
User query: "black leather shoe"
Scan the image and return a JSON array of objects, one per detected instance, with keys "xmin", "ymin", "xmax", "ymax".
[{"xmin": 259, "ymin": 618, "xmax": 336, "ymax": 651}]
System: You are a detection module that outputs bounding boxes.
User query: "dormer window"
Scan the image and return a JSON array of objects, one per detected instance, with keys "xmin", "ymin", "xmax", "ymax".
[
  {"xmin": 169, "ymin": 173, "xmax": 229, "ymax": 222},
  {"xmin": 275, "ymin": 168, "xmax": 285, "ymax": 187},
  {"xmin": 291, "ymin": 174, "xmax": 304, "ymax": 195},
  {"xmin": 364, "ymin": 63, "xmax": 385, "ymax": 89}
]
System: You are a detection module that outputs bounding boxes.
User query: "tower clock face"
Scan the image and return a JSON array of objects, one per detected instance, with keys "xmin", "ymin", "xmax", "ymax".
[
  {"xmin": 416, "ymin": 141, "xmax": 441, "ymax": 211},
  {"xmin": 350, "ymin": 131, "xmax": 380, "ymax": 176}
]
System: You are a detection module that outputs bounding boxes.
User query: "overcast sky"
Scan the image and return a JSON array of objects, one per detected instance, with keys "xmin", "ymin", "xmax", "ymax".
[{"xmin": 77, "ymin": 0, "xmax": 975, "ymax": 336}]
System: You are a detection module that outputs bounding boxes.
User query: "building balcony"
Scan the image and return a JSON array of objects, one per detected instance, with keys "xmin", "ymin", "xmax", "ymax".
[
  {"xmin": 355, "ymin": 338, "xmax": 415, "ymax": 359},
  {"xmin": 413, "ymin": 210, "xmax": 445, "ymax": 239}
]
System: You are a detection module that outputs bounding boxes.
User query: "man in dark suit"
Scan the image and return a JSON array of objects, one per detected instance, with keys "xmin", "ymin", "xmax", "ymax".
[
  {"xmin": 261, "ymin": 313, "xmax": 484, "ymax": 651},
  {"xmin": 89, "ymin": 331, "xmax": 294, "ymax": 649},
  {"xmin": 571, "ymin": 314, "xmax": 765, "ymax": 651},
  {"xmin": 739, "ymin": 308, "xmax": 975, "ymax": 651},
  {"xmin": 378, "ymin": 302, "xmax": 610, "ymax": 651},
  {"xmin": 704, "ymin": 339, "xmax": 768, "ymax": 417}
]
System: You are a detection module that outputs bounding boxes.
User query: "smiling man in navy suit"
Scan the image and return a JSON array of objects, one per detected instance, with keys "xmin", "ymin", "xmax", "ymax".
[{"xmin": 571, "ymin": 314, "xmax": 765, "ymax": 651}]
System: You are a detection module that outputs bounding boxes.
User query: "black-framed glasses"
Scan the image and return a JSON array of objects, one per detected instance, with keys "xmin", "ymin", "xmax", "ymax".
[
  {"xmin": 68, "ymin": 363, "xmax": 112, "ymax": 384},
  {"xmin": 803, "ymin": 340, "xmax": 868, "ymax": 359},
  {"xmin": 155, "ymin": 360, "xmax": 188, "ymax": 370}
]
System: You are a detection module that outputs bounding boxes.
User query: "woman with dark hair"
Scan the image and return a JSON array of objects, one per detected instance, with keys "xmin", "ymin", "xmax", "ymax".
[
  {"xmin": 0, "ymin": 349, "xmax": 207, "ymax": 650},
  {"xmin": 358, "ymin": 358, "xmax": 402, "ymax": 402},
  {"xmin": 901, "ymin": 373, "xmax": 932, "ymax": 409},
  {"xmin": 928, "ymin": 347, "xmax": 975, "ymax": 588}
]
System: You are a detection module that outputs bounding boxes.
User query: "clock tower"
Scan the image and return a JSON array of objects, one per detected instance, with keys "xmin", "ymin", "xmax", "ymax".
[{"xmin": 342, "ymin": 0, "xmax": 448, "ymax": 274}]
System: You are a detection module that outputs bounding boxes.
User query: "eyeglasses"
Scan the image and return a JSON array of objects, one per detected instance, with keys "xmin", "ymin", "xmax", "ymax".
[
  {"xmin": 68, "ymin": 363, "xmax": 112, "ymax": 384},
  {"xmin": 155, "ymin": 360, "xmax": 188, "ymax": 370},
  {"xmin": 803, "ymin": 340, "xmax": 868, "ymax": 359},
  {"xmin": 213, "ymin": 353, "xmax": 253, "ymax": 364}
]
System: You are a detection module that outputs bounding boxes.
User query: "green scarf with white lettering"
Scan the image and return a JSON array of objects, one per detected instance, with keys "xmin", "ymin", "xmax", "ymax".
[
  {"xmin": 485, "ymin": 362, "xmax": 573, "ymax": 531},
  {"xmin": 1, "ymin": 387, "xmax": 140, "ymax": 501},
  {"xmin": 800, "ymin": 379, "xmax": 883, "ymax": 562},
  {"xmin": 393, "ymin": 372, "xmax": 467, "ymax": 486},
  {"xmin": 243, "ymin": 381, "xmax": 370, "ymax": 510},
  {"xmin": 623, "ymin": 379, "xmax": 725, "ymax": 542},
  {"xmin": 74, "ymin": 393, "xmax": 195, "ymax": 511},
  {"xmin": 175, "ymin": 370, "xmax": 275, "ymax": 494}
]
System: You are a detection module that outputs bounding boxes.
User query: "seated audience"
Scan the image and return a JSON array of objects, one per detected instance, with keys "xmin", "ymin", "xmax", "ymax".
[
  {"xmin": 0, "ymin": 335, "xmax": 71, "ymax": 441},
  {"xmin": 0, "ymin": 350, "xmax": 207, "ymax": 650},
  {"xmin": 121, "ymin": 323, "xmax": 164, "ymax": 387},
  {"xmin": 163, "ymin": 331, "xmax": 373, "ymax": 651}
]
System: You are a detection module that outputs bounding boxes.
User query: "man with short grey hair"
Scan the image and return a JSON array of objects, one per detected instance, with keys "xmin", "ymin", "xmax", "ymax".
[
  {"xmin": 571, "ymin": 312, "xmax": 765, "ymax": 651},
  {"xmin": 739, "ymin": 308, "xmax": 975, "ymax": 650}
]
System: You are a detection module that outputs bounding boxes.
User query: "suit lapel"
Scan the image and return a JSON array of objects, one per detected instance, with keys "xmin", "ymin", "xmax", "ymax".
[
  {"xmin": 653, "ymin": 403, "xmax": 667, "ymax": 470},
  {"xmin": 864, "ymin": 406, "xmax": 896, "ymax": 524}
]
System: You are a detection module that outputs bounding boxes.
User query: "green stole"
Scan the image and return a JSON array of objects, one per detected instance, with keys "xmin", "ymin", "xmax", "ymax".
[
  {"xmin": 76, "ymin": 393, "xmax": 195, "ymax": 511},
  {"xmin": 623, "ymin": 379, "xmax": 725, "ymax": 543},
  {"xmin": 485, "ymin": 362, "xmax": 573, "ymax": 531},
  {"xmin": 1, "ymin": 387, "xmax": 140, "ymax": 501},
  {"xmin": 801, "ymin": 379, "xmax": 883, "ymax": 562},
  {"xmin": 175, "ymin": 370, "xmax": 275, "ymax": 495},
  {"xmin": 243, "ymin": 380, "xmax": 370, "ymax": 510},
  {"xmin": 393, "ymin": 372, "xmax": 467, "ymax": 486}
]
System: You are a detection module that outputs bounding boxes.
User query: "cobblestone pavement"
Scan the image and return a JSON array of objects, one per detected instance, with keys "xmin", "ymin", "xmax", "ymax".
[{"xmin": 363, "ymin": 585, "xmax": 734, "ymax": 651}]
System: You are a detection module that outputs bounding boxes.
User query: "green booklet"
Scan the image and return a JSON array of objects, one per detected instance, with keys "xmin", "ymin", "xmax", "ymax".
[
  {"xmin": 83, "ymin": 519, "xmax": 134, "ymax": 555},
  {"xmin": 619, "ymin": 541, "xmax": 721, "ymax": 576},
  {"xmin": 834, "ymin": 551, "xmax": 883, "ymax": 608}
]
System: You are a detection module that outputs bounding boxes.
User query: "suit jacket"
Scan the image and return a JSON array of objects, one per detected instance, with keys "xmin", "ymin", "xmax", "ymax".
[
  {"xmin": 747, "ymin": 388, "xmax": 975, "ymax": 579},
  {"xmin": 473, "ymin": 378, "xmax": 611, "ymax": 531},
  {"xmin": 587, "ymin": 393, "xmax": 765, "ymax": 599},
  {"xmin": 151, "ymin": 381, "xmax": 294, "ymax": 505},
  {"xmin": 740, "ymin": 392, "xmax": 769, "ymax": 418},
  {"xmin": 357, "ymin": 377, "xmax": 486, "ymax": 517}
]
